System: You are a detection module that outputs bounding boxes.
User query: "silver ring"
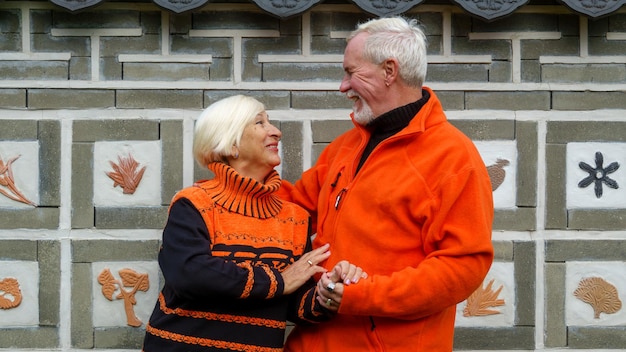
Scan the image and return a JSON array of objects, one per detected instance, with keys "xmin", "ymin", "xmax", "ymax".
[
  {"xmin": 326, "ymin": 282, "xmax": 336, "ymax": 292},
  {"xmin": 326, "ymin": 298, "xmax": 332, "ymax": 306},
  {"xmin": 307, "ymin": 260, "xmax": 314, "ymax": 266}
]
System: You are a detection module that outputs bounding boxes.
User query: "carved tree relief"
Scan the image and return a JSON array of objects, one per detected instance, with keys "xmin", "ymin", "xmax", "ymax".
[
  {"xmin": 0, "ymin": 154, "xmax": 36, "ymax": 206},
  {"xmin": 0, "ymin": 277, "xmax": 23, "ymax": 309},
  {"xmin": 574, "ymin": 277, "xmax": 622, "ymax": 319},
  {"xmin": 463, "ymin": 279, "xmax": 505, "ymax": 317},
  {"xmin": 97, "ymin": 268, "xmax": 150, "ymax": 327},
  {"xmin": 106, "ymin": 154, "xmax": 147, "ymax": 195}
]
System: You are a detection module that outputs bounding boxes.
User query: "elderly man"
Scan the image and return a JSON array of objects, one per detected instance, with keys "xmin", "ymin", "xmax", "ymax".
[{"xmin": 280, "ymin": 16, "xmax": 494, "ymax": 351}]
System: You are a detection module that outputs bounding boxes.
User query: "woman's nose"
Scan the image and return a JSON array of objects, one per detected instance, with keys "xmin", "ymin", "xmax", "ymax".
[{"xmin": 269, "ymin": 124, "xmax": 282, "ymax": 138}]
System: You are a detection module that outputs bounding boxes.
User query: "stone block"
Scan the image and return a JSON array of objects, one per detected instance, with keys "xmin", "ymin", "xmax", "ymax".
[
  {"xmin": 279, "ymin": 121, "xmax": 303, "ymax": 183},
  {"xmin": 542, "ymin": 64, "xmax": 626, "ymax": 83},
  {"xmin": 436, "ymin": 91, "xmax": 465, "ymax": 110},
  {"xmin": 123, "ymin": 62, "xmax": 211, "ymax": 81},
  {"xmin": 452, "ymin": 37, "xmax": 511, "ymax": 60},
  {"xmin": 291, "ymin": 91, "xmax": 350, "ymax": 110},
  {"xmin": 204, "ymin": 90, "xmax": 290, "ymax": 109},
  {"xmin": 31, "ymin": 33, "xmax": 89, "ymax": 55},
  {"xmin": 101, "ymin": 34, "xmax": 160, "ymax": 56},
  {"xmin": 69, "ymin": 56, "xmax": 91, "ymax": 80},
  {"xmin": 552, "ymin": 91, "xmax": 626, "ymax": 110},
  {"xmin": 0, "ymin": 89, "xmax": 26, "ymax": 108},
  {"xmin": 311, "ymin": 120, "xmax": 352, "ymax": 143},
  {"xmin": 29, "ymin": 89, "xmax": 115, "ymax": 109},
  {"xmin": 262, "ymin": 62, "xmax": 343, "ymax": 82},
  {"xmin": 0, "ymin": 61, "xmax": 68, "ymax": 81},
  {"xmin": 588, "ymin": 35, "xmax": 626, "ymax": 55},
  {"xmin": 427, "ymin": 63, "xmax": 489, "ymax": 82},
  {"xmin": 545, "ymin": 262, "xmax": 567, "ymax": 347},
  {"xmin": 95, "ymin": 206, "xmax": 168, "ymax": 229},
  {"xmin": 521, "ymin": 37, "xmax": 579, "ymax": 59},
  {"xmin": 161, "ymin": 120, "xmax": 184, "ymax": 202},
  {"xmin": 73, "ymin": 239, "xmax": 160, "ymax": 262},
  {"xmin": 472, "ymin": 13, "xmax": 559, "ymax": 32},
  {"xmin": 546, "ymin": 240, "xmax": 626, "ymax": 262},
  {"xmin": 116, "ymin": 89, "xmax": 203, "ymax": 109},
  {"xmin": 466, "ymin": 91, "xmax": 550, "ymax": 110}
]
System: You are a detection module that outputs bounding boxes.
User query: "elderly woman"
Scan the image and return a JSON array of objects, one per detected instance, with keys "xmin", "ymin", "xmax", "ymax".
[{"xmin": 142, "ymin": 95, "xmax": 362, "ymax": 352}]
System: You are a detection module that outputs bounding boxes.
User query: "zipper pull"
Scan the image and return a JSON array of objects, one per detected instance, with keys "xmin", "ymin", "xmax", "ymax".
[
  {"xmin": 334, "ymin": 188, "xmax": 347, "ymax": 209},
  {"xmin": 331, "ymin": 171, "xmax": 342, "ymax": 188}
]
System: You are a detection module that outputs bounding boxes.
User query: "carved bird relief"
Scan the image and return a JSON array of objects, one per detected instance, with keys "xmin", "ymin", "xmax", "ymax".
[{"xmin": 486, "ymin": 158, "xmax": 510, "ymax": 191}]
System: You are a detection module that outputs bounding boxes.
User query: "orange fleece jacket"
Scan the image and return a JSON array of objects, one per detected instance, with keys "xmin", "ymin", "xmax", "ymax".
[{"xmin": 281, "ymin": 87, "xmax": 494, "ymax": 351}]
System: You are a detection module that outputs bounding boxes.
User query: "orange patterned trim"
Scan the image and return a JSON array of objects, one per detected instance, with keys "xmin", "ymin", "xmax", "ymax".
[
  {"xmin": 297, "ymin": 287, "xmax": 324, "ymax": 323},
  {"xmin": 237, "ymin": 261, "xmax": 254, "ymax": 299},
  {"xmin": 158, "ymin": 293, "xmax": 286, "ymax": 329},
  {"xmin": 145, "ymin": 322, "xmax": 283, "ymax": 352},
  {"xmin": 260, "ymin": 265, "xmax": 278, "ymax": 299}
]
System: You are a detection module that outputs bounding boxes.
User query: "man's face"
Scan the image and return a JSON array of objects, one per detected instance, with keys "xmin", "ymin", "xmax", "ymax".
[{"xmin": 339, "ymin": 33, "xmax": 387, "ymax": 125}]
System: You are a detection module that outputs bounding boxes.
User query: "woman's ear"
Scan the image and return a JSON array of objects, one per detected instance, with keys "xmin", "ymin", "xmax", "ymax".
[{"xmin": 231, "ymin": 145, "xmax": 239, "ymax": 159}]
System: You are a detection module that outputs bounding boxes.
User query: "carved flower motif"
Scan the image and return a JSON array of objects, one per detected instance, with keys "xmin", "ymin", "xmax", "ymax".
[{"xmin": 578, "ymin": 151, "xmax": 619, "ymax": 198}]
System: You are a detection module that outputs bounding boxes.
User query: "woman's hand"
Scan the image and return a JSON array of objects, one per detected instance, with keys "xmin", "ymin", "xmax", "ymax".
[
  {"xmin": 281, "ymin": 243, "xmax": 331, "ymax": 295},
  {"xmin": 316, "ymin": 261, "xmax": 367, "ymax": 312}
]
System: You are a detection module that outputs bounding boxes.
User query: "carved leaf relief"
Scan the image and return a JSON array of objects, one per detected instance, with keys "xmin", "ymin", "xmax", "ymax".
[
  {"xmin": 106, "ymin": 154, "xmax": 147, "ymax": 195},
  {"xmin": 0, "ymin": 154, "xmax": 36, "ymax": 206},
  {"xmin": 97, "ymin": 268, "xmax": 150, "ymax": 327},
  {"xmin": 463, "ymin": 279, "xmax": 505, "ymax": 317},
  {"xmin": 0, "ymin": 277, "xmax": 23, "ymax": 309},
  {"xmin": 574, "ymin": 277, "xmax": 622, "ymax": 319}
]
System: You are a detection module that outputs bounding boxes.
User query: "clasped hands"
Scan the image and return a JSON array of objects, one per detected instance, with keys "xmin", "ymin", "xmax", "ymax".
[
  {"xmin": 281, "ymin": 243, "xmax": 367, "ymax": 313},
  {"xmin": 316, "ymin": 260, "xmax": 367, "ymax": 312}
]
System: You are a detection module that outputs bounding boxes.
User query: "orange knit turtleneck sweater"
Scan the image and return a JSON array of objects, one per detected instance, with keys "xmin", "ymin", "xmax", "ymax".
[{"xmin": 143, "ymin": 162, "xmax": 328, "ymax": 352}]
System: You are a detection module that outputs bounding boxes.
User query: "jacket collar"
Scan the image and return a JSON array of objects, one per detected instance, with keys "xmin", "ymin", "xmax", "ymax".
[{"xmin": 350, "ymin": 86, "xmax": 447, "ymax": 137}]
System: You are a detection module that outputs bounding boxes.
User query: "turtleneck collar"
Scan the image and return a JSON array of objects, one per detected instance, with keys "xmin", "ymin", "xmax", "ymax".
[
  {"xmin": 366, "ymin": 89, "xmax": 430, "ymax": 134},
  {"xmin": 198, "ymin": 162, "xmax": 283, "ymax": 219}
]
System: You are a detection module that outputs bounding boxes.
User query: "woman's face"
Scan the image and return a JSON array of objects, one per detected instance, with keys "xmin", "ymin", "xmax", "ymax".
[{"xmin": 231, "ymin": 111, "xmax": 282, "ymax": 183}]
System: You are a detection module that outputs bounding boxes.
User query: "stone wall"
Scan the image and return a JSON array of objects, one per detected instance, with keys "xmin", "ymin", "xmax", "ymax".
[{"xmin": 1, "ymin": 1, "xmax": 626, "ymax": 351}]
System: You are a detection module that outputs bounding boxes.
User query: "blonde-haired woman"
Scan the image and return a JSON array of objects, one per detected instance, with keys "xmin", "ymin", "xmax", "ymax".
[{"xmin": 143, "ymin": 95, "xmax": 363, "ymax": 352}]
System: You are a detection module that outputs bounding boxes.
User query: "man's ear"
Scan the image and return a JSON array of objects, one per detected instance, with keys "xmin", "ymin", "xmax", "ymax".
[{"xmin": 383, "ymin": 58, "xmax": 399, "ymax": 83}]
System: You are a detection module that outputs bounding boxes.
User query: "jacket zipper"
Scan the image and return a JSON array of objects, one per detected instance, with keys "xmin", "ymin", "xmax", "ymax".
[{"xmin": 334, "ymin": 187, "xmax": 348, "ymax": 209}]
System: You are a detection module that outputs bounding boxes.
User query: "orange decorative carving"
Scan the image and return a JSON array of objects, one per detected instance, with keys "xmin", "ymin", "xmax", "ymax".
[
  {"xmin": 574, "ymin": 277, "xmax": 622, "ymax": 319},
  {"xmin": 463, "ymin": 279, "xmax": 505, "ymax": 317},
  {"xmin": 486, "ymin": 158, "xmax": 510, "ymax": 191},
  {"xmin": 97, "ymin": 268, "xmax": 150, "ymax": 327},
  {"xmin": 0, "ymin": 154, "xmax": 36, "ymax": 206},
  {"xmin": 0, "ymin": 277, "xmax": 23, "ymax": 309},
  {"xmin": 106, "ymin": 154, "xmax": 147, "ymax": 194}
]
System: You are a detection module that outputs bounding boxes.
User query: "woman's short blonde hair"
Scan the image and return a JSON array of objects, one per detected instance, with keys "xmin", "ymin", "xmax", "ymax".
[{"xmin": 193, "ymin": 95, "xmax": 265, "ymax": 167}]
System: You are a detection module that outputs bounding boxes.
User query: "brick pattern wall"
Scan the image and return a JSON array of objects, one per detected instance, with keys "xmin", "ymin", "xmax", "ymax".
[{"xmin": 1, "ymin": 1, "xmax": 626, "ymax": 351}]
